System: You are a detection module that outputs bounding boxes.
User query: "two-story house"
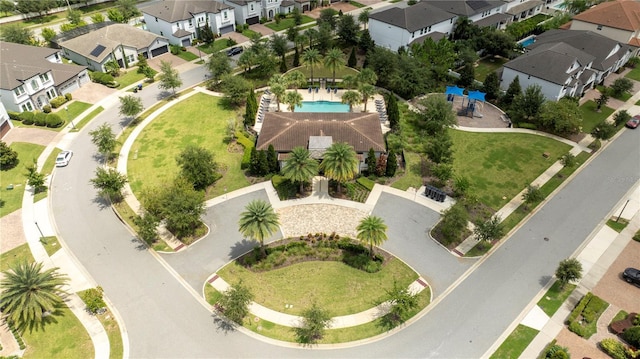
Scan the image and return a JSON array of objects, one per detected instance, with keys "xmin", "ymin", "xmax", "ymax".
[
  {"xmin": 0, "ymin": 42, "xmax": 89, "ymax": 113},
  {"xmin": 0, "ymin": 102, "xmax": 12, "ymax": 139},
  {"xmin": 504, "ymin": 0, "xmax": 544, "ymax": 23},
  {"xmin": 369, "ymin": 2, "xmax": 457, "ymax": 51},
  {"xmin": 56, "ymin": 23, "xmax": 170, "ymax": 72},
  {"xmin": 142, "ymin": 0, "xmax": 236, "ymax": 46},
  {"xmin": 222, "ymin": 0, "xmax": 261, "ymax": 25},
  {"xmin": 369, "ymin": 0, "xmax": 509, "ymax": 51},
  {"xmin": 569, "ymin": 0, "xmax": 640, "ymax": 54}
]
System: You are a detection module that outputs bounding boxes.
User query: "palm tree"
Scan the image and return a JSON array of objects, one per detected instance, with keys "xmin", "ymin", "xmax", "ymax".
[
  {"xmin": 342, "ymin": 74, "xmax": 358, "ymax": 89},
  {"xmin": 269, "ymin": 74, "xmax": 287, "ymax": 111},
  {"xmin": 320, "ymin": 142, "xmax": 358, "ymax": 193},
  {"xmin": 281, "ymin": 147, "xmax": 319, "ymax": 194},
  {"xmin": 285, "ymin": 70, "xmax": 307, "ymax": 90},
  {"xmin": 304, "ymin": 28, "xmax": 318, "ymax": 49},
  {"xmin": 238, "ymin": 199, "xmax": 280, "ymax": 256},
  {"xmin": 357, "ymin": 68, "xmax": 378, "ymax": 86},
  {"xmin": 0, "ymin": 262, "xmax": 69, "ymax": 331},
  {"xmin": 356, "ymin": 215, "xmax": 388, "ymax": 258},
  {"xmin": 341, "ymin": 90, "xmax": 361, "ymax": 112},
  {"xmin": 302, "ymin": 48, "xmax": 321, "ymax": 86},
  {"xmin": 358, "ymin": 8, "xmax": 370, "ymax": 29},
  {"xmin": 358, "ymin": 83, "xmax": 376, "ymax": 112},
  {"xmin": 324, "ymin": 48, "xmax": 345, "ymax": 87},
  {"xmin": 284, "ymin": 91, "xmax": 303, "ymax": 112}
]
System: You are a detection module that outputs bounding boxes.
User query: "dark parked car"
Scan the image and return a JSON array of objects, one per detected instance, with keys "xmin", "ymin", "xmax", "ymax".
[
  {"xmin": 226, "ymin": 46, "xmax": 243, "ymax": 57},
  {"xmin": 622, "ymin": 267, "xmax": 640, "ymax": 286},
  {"xmin": 626, "ymin": 115, "xmax": 640, "ymax": 129}
]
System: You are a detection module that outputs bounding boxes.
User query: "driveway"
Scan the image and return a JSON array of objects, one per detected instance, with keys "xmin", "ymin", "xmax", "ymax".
[
  {"xmin": 3, "ymin": 127, "xmax": 58, "ymax": 146},
  {"xmin": 147, "ymin": 52, "xmax": 189, "ymax": 72},
  {"xmin": 71, "ymin": 82, "xmax": 117, "ymax": 105}
]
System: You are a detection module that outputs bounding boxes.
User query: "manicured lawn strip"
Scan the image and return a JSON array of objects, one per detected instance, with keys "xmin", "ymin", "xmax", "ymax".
[
  {"xmin": 474, "ymin": 57, "xmax": 508, "ymax": 82},
  {"xmin": 115, "ymin": 69, "xmax": 146, "ymax": 89},
  {"xmin": 489, "ymin": 324, "xmax": 539, "ymax": 359},
  {"xmin": 95, "ymin": 309, "xmax": 124, "ymax": 359},
  {"xmin": 264, "ymin": 16, "xmax": 315, "ymax": 31},
  {"xmin": 217, "ymin": 259, "xmax": 418, "ymax": 317},
  {"xmin": 596, "ymin": 85, "xmax": 632, "ymax": 101},
  {"xmin": 65, "ymin": 101, "xmax": 93, "ymax": 120},
  {"xmin": 242, "ymin": 29, "xmax": 260, "ymax": 38},
  {"xmin": 197, "ymin": 41, "xmax": 230, "ymax": 54},
  {"xmin": 40, "ymin": 236, "xmax": 61, "ymax": 257},
  {"xmin": 537, "ymin": 281, "xmax": 576, "ymax": 317},
  {"xmin": 0, "ymin": 243, "xmax": 34, "ymax": 272},
  {"xmin": 111, "ymin": 201, "xmax": 173, "ymax": 252},
  {"xmin": 22, "ymin": 306, "xmax": 93, "ymax": 359},
  {"xmin": 610, "ymin": 310, "xmax": 628, "ymax": 325},
  {"xmin": 349, "ymin": 1, "xmax": 367, "ymax": 8},
  {"xmin": 579, "ymin": 100, "xmax": 615, "ymax": 134},
  {"xmin": 390, "ymin": 151, "xmax": 423, "ymax": 190},
  {"xmin": 177, "ymin": 51, "xmax": 199, "ymax": 62},
  {"xmin": 606, "ymin": 218, "xmax": 628, "ymax": 233},
  {"xmin": 567, "ymin": 292, "xmax": 608, "ymax": 339},
  {"xmin": 626, "ymin": 67, "xmax": 640, "ymax": 81},
  {"xmin": 0, "ymin": 142, "xmax": 46, "ymax": 218},
  {"xmin": 450, "ymin": 130, "xmax": 571, "ymax": 210},
  {"xmin": 128, "ymin": 93, "xmax": 250, "ymax": 199},
  {"xmin": 32, "ymin": 148, "xmax": 62, "ymax": 203},
  {"xmin": 71, "ymin": 106, "xmax": 104, "ymax": 132}
]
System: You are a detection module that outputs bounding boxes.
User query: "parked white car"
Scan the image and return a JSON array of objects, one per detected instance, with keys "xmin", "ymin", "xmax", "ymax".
[{"xmin": 55, "ymin": 150, "xmax": 73, "ymax": 167}]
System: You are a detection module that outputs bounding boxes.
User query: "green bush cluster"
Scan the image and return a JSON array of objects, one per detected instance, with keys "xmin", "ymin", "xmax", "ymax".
[
  {"xmin": 238, "ymin": 236, "xmax": 384, "ymax": 273},
  {"xmin": 622, "ymin": 325, "xmax": 640, "ymax": 348},
  {"xmin": 79, "ymin": 287, "xmax": 107, "ymax": 314},
  {"xmin": 567, "ymin": 292, "xmax": 608, "ymax": 338},
  {"xmin": 516, "ymin": 122, "xmax": 538, "ymax": 130},
  {"xmin": 8, "ymin": 111, "xmax": 20, "ymax": 121},
  {"xmin": 7, "ymin": 320, "xmax": 25, "ymax": 350},
  {"xmin": 236, "ymin": 131, "xmax": 254, "ymax": 169},
  {"xmin": 49, "ymin": 95, "xmax": 69, "ymax": 109},
  {"xmin": 91, "ymin": 72, "xmax": 116, "ymax": 86},
  {"xmin": 343, "ymin": 181, "xmax": 370, "ymax": 203},
  {"xmin": 42, "ymin": 104, "xmax": 51, "ymax": 113},
  {"xmin": 356, "ymin": 176, "xmax": 375, "ymax": 191},
  {"xmin": 18, "ymin": 111, "xmax": 34, "ymax": 124},
  {"xmin": 599, "ymin": 338, "xmax": 627, "ymax": 359},
  {"xmin": 14, "ymin": 111, "xmax": 64, "ymax": 128},
  {"xmin": 271, "ymin": 174, "xmax": 298, "ymax": 200}
]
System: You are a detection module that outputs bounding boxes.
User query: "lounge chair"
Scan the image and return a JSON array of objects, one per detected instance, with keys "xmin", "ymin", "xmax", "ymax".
[
  {"xmin": 315, "ymin": 87, "xmax": 319, "ymax": 93},
  {"xmin": 308, "ymin": 87, "xmax": 312, "ymax": 93},
  {"xmin": 334, "ymin": 88, "xmax": 337, "ymax": 94},
  {"xmin": 327, "ymin": 87, "xmax": 331, "ymax": 93}
]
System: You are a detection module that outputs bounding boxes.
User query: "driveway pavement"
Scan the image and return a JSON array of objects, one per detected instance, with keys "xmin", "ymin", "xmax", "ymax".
[
  {"xmin": 71, "ymin": 82, "xmax": 117, "ymax": 105},
  {"xmin": 2, "ymin": 127, "xmax": 58, "ymax": 146}
]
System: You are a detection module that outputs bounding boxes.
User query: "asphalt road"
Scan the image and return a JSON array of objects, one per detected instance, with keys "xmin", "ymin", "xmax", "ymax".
[{"xmin": 51, "ymin": 61, "xmax": 640, "ymax": 358}]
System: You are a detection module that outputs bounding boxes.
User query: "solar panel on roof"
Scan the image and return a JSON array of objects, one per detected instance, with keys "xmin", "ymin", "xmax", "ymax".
[{"xmin": 90, "ymin": 44, "xmax": 106, "ymax": 57}]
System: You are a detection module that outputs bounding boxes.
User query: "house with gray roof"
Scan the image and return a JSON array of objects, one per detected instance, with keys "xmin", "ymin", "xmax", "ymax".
[
  {"xmin": 221, "ymin": 0, "xmax": 261, "ymax": 25},
  {"xmin": 141, "ymin": 0, "xmax": 235, "ymax": 46},
  {"xmin": 56, "ymin": 23, "xmax": 170, "ymax": 72},
  {"xmin": 504, "ymin": 0, "xmax": 544, "ymax": 23},
  {"xmin": 501, "ymin": 29, "xmax": 633, "ymax": 101},
  {"xmin": 424, "ymin": 0, "xmax": 510, "ymax": 28},
  {"xmin": 0, "ymin": 42, "xmax": 89, "ymax": 113},
  {"xmin": 256, "ymin": 112, "xmax": 386, "ymax": 172},
  {"xmin": 369, "ymin": 2, "xmax": 457, "ymax": 51}
]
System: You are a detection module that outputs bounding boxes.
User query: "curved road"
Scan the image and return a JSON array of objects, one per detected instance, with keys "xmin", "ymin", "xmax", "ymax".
[{"xmin": 51, "ymin": 63, "xmax": 640, "ymax": 358}]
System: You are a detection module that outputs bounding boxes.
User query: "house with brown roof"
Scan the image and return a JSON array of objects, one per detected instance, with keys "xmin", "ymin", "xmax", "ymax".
[
  {"xmin": 0, "ymin": 42, "xmax": 89, "ymax": 113},
  {"xmin": 55, "ymin": 23, "xmax": 170, "ymax": 72},
  {"xmin": 255, "ymin": 112, "xmax": 386, "ymax": 173},
  {"xmin": 569, "ymin": 0, "xmax": 640, "ymax": 52}
]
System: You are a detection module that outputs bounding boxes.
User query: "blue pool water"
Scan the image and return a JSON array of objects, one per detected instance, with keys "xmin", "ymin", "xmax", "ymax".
[
  {"xmin": 295, "ymin": 101, "xmax": 350, "ymax": 113},
  {"xmin": 520, "ymin": 37, "xmax": 535, "ymax": 47}
]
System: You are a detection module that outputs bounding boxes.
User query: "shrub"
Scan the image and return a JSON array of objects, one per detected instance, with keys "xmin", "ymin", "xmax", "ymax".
[
  {"xmin": 516, "ymin": 122, "xmax": 537, "ymax": 130},
  {"xmin": 42, "ymin": 104, "xmax": 51, "ymax": 113},
  {"xmin": 0, "ymin": 141, "xmax": 19, "ymax": 170},
  {"xmin": 8, "ymin": 111, "xmax": 20, "ymax": 121},
  {"xmin": 49, "ymin": 95, "xmax": 68, "ymax": 109},
  {"xmin": 79, "ymin": 287, "xmax": 106, "ymax": 314},
  {"xmin": 613, "ymin": 110, "xmax": 631, "ymax": 127},
  {"xmin": 91, "ymin": 72, "xmax": 115, "ymax": 86},
  {"xmin": 599, "ymin": 338, "xmax": 627, "ymax": 359},
  {"xmin": 236, "ymin": 131, "xmax": 254, "ymax": 169},
  {"xmin": 19, "ymin": 111, "xmax": 34, "ymax": 125},
  {"xmin": 356, "ymin": 176, "xmax": 375, "ymax": 191},
  {"xmin": 33, "ymin": 111, "xmax": 47, "ymax": 126},
  {"xmin": 622, "ymin": 325, "xmax": 640, "ymax": 348},
  {"xmin": 65, "ymin": 92, "xmax": 72, "ymax": 101},
  {"xmin": 567, "ymin": 292, "xmax": 608, "ymax": 338},
  {"xmin": 46, "ymin": 113, "xmax": 64, "ymax": 128}
]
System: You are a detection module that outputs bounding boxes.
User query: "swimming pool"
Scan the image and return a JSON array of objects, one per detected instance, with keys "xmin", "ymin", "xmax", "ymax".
[
  {"xmin": 519, "ymin": 37, "xmax": 536, "ymax": 47},
  {"xmin": 295, "ymin": 101, "xmax": 350, "ymax": 113}
]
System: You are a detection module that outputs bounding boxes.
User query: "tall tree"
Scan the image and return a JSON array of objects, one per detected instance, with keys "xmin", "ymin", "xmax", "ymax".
[
  {"xmin": 89, "ymin": 123, "xmax": 118, "ymax": 162},
  {"xmin": 385, "ymin": 93, "xmax": 400, "ymax": 131},
  {"xmin": 348, "ymin": 46, "xmax": 357, "ymax": 68},
  {"xmin": 365, "ymin": 148, "xmax": 377, "ymax": 175},
  {"xmin": 0, "ymin": 0, "xmax": 15, "ymax": 16},
  {"xmin": 317, "ymin": 8, "xmax": 338, "ymax": 28},
  {"xmin": 284, "ymin": 70, "xmax": 307, "ymax": 90},
  {"xmin": 238, "ymin": 199, "xmax": 280, "ymax": 256},
  {"xmin": 302, "ymin": 48, "xmax": 321, "ymax": 85},
  {"xmin": 158, "ymin": 60, "xmax": 182, "ymax": 96},
  {"xmin": 502, "ymin": 75, "xmax": 521, "ymax": 108},
  {"xmin": 358, "ymin": 29, "xmax": 375, "ymax": 54},
  {"xmin": 539, "ymin": 98, "xmax": 582, "ymax": 135},
  {"xmin": 595, "ymin": 90, "xmax": 609, "ymax": 111},
  {"xmin": 303, "ymin": 27, "xmax": 318, "ymax": 49},
  {"xmin": 218, "ymin": 281, "xmax": 254, "ymax": 324},
  {"xmin": 511, "ymin": 84, "xmax": 545, "ymax": 125},
  {"xmin": 324, "ymin": 48, "xmax": 345, "ymax": 87},
  {"xmin": 267, "ymin": 144, "xmax": 279, "ymax": 173},
  {"xmin": 244, "ymin": 88, "xmax": 258, "ymax": 127},
  {"xmin": 67, "ymin": 8, "xmax": 84, "ymax": 26},
  {"xmin": 118, "ymin": 95, "xmax": 143, "ymax": 120},
  {"xmin": 115, "ymin": 0, "xmax": 141, "ymax": 23},
  {"xmin": 221, "ymin": 73, "xmax": 251, "ymax": 108},
  {"xmin": 320, "ymin": 142, "xmax": 358, "ymax": 193},
  {"xmin": 458, "ymin": 61, "xmax": 475, "ymax": 88},
  {"xmin": 482, "ymin": 71, "xmax": 500, "ymax": 102},
  {"xmin": 341, "ymin": 90, "xmax": 361, "ymax": 112},
  {"xmin": 385, "ymin": 150, "xmax": 397, "ymax": 177},
  {"xmin": 176, "ymin": 145, "xmax": 219, "ymax": 191},
  {"xmin": 284, "ymin": 91, "xmax": 303, "ymax": 112},
  {"xmin": 294, "ymin": 303, "xmax": 332, "ymax": 344},
  {"xmin": 358, "ymin": 83, "xmax": 376, "ymax": 112},
  {"xmin": 24, "ymin": 162, "xmax": 46, "ymax": 193},
  {"xmin": 0, "ymin": 141, "xmax": 19, "ymax": 170},
  {"xmin": 281, "ymin": 147, "xmax": 319, "ymax": 194},
  {"xmin": 415, "ymin": 95, "xmax": 457, "ymax": 135},
  {"xmin": 337, "ymin": 14, "xmax": 359, "ymax": 46},
  {"xmin": 356, "ymin": 215, "xmax": 388, "ymax": 258},
  {"xmin": 0, "ymin": 262, "xmax": 68, "ymax": 331},
  {"xmin": 206, "ymin": 52, "xmax": 232, "ymax": 84},
  {"xmin": 0, "ymin": 24, "xmax": 32, "ymax": 45},
  {"xmin": 473, "ymin": 215, "xmax": 504, "ymax": 242},
  {"xmin": 358, "ymin": 8, "xmax": 370, "ymax": 29},
  {"xmin": 269, "ymin": 74, "xmax": 287, "ymax": 112},
  {"xmin": 555, "ymin": 258, "xmax": 583, "ymax": 289},
  {"xmin": 90, "ymin": 167, "xmax": 128, "ymax": 202},
  {"xmin": 269, "ymin": 33, "xmax": 289, "ymax": 69}
]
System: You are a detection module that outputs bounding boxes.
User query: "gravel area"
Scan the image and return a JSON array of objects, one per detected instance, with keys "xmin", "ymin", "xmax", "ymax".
[{"xmin": 277, "ymin": 204, "xmax": 368, "ymax": 238}]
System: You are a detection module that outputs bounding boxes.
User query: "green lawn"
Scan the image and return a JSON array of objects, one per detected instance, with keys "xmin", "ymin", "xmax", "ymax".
[
  {"xmin": 264, "ymin": 16, "xmax": 315, "ymax": 32},
  {"xmin": 197, "ymin": 40, "xmax": 231, "ymax": 54},
  {"xmin": 0, "ymin": 142, "xmax": 46, "ymax": 218},
  {"xmin": 40, "ymin": 236, "xmax": 61, "ymax": 257},
  {"xmin": 115, "ymin": 69, "xmax": 147, "ymax": 89},
  {"xmin": 128, "ymin": 93, "xmax": 250, "ymax": 199},
  {"xmin": 606, "ymin": 218, "xmax": 628, "ymax": 232},
  {"xmin": 0, "ymin": 243, "xmax": 34, "ymax": 272},
  {"xmin": 217, "ymin": 258, "xmax": 418, "ymax": 317},
  {"xmin": 579, "ymin": 100, "xmax": 615, "ymax": 133},
  {"xmin": 450, "ymin": 130, "xmax": 571, "ymax": 210},
  {"xmin": 490, "ymin": 325, "xmax": 539, "ymax": 359},
  {"xmin": 71, "ymin": 106, "xmax": 104, "ymax": 132},
  {"xmin": 475, "ymin": 57, "xmax": 508, "ymax": 82},
  {"xmin": 390, "ymin": 151, "xmax": 423, "ymax": 190},
  {"xmin": 537, "ymin": 281, "xmax": 576, "ymax": 317},
  {"xmin": 22, "ymin": 306, "xmax": 93, "ymax": 359},
  {"xmin": 177, "ymin": 50, "xmax": 199, "ymax": 62},
  {"xmin": 96, "ymin": 309, "xmax": 124, "ymax": 359},
  {"xmin": 596, "ymin": 85, "xmax": 632, "ymax": 101},
  {"xmin": 64, "ymin": 101, "xmax": 92, "ymax": 119},
  {"xmin": 626, "ymin": 67, "xmax": 640, "ymax": 81}
]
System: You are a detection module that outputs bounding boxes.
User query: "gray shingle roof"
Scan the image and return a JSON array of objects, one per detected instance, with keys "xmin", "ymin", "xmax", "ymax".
[
  {"xmin": 58, "ymin": 23, "xmax": 166, "ymax": 63},
  {"xmin": 0, "ymin": 42, "xmax": 86, "ymax": 90},
  {"xmin": 506, "ymin": 0, "xmax": 543, "ymax": 15},
  {"xmin": 423, "ymin": 0, "xmax": 506, "ymax": 17},
  {"xmin": 505, "ymin": 42, "xmax": 595, "ymax": 85},
  {"xmin": 141, "ymin": 0, "xmax": 232, "ymax": 22},
  {"xmin": 256, "ymin": 112, "xmax": 385, "ymax": 153},
  {"xmin": 530, "ymin": 29, "xmax": 630, "ymax": 72},
  {"xmin": 369, "ymin": 2, "xmax": 456, "ymax": 32}
]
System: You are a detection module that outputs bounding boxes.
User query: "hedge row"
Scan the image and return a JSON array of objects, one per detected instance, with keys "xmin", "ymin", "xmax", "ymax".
[
  {"xmin": 567, "ymin": 292, "xmax": 608, "ymax": 338},
  {"xmin": 356, "ymin": 176, "xmax": 375, "ymax": 191},
  {"xmin": 10, "ymin": 110, "xmax": 64, "ymax": 128},
  {"xmin": 236, "ymin": 130, "xmax": 254, "ymax": 169},
  {"xmin": 91, "ymin": 72, "xmax": 117, "ymax": 87}
]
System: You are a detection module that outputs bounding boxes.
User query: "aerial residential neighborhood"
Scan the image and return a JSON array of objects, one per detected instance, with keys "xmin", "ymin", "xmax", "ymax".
[{"xmin": 0, "ymin": 0, "xmax": 639, "ymax": 358}]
